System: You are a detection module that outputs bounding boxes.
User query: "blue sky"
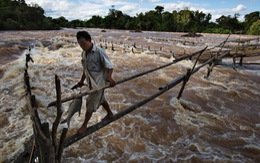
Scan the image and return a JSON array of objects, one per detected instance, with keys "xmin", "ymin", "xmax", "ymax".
[{"xmin": 25, "ymin": 0, "xmax": 260, "ymax": 22}]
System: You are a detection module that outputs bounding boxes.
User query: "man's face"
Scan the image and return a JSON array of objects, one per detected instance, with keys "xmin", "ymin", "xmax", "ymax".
[{"xmin": 77, "ymin": 38, "xmax": 92, "ymax": 52}]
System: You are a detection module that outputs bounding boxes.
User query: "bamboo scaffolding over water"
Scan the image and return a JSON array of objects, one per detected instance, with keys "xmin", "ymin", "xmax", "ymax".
[
  {"xmin": 19, "ymin": 32, "xmax": 259, "ymax": 162},
  {"xmin": 47, "ymin": 46, "xmax": 208, "ymax": 107},
  {"xmin": 63, "ymin": 50, "xmax": 230, "ymax": 147}
]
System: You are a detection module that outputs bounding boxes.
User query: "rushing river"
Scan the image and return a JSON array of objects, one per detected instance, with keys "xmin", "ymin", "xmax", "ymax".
[{"xmin": 0, "ymin": 28, "xmax": 259, "ymax": 162}]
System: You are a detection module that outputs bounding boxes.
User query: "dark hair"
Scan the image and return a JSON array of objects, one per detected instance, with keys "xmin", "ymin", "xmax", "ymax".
[{"xmin": 76, "ymin": 31, "xmax": 91, "ymax": 40}]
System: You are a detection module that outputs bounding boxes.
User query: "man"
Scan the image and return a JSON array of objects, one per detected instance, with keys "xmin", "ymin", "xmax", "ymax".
[{"xmin": 74, "ymin": 31, "xmax": 115, "ymax": 134}]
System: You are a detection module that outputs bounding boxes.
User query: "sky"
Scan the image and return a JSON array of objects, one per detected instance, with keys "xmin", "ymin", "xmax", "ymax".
[{"xmin": 25, "ymin": 0, "xmax": 260, "ymax": 22}]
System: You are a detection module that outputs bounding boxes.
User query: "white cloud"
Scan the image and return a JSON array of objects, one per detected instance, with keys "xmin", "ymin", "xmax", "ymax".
[
  {"xmin": 119, "ymin": 4, "xmax": 141, "ymax": 16},
  {"xmin": 25, "ymin": 0, "xmax": 252, "ymax": 22},
  {"xmin": 26, "ymin": 0, "xmax": 70, "ymax": 11},
  {"xmin": 25, "ymin": 0, "xmax": 109, "ymax": 20},
  {"xmin": 232, "ymin": 4, "xmax": 247, "ymax": 12},
  {"xmin": 160, "ymin": 2, "xmax": 192, "ymax": 12},
  {"xmin": 149, "ymin": 0, "xmax": 161, "ymax": 2}
]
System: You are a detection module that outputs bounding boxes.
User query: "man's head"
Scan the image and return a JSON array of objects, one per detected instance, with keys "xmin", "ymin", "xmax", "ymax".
[
  {"xmin": 76, "ymin": 31, "xmax": 91, "ymax": 41},
  {"xmin": 76, "ymin": 31, "xmax": 92, "ymax": 52}
]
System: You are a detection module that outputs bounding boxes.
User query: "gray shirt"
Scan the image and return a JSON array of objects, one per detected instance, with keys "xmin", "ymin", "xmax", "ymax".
[{"xmin": 81, "ymin": 44, "xmax": 113, "ymax": 89}]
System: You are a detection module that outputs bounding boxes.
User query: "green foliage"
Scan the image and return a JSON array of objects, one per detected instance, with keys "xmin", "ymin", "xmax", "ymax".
[
  {"xmin": 244, "ymin": 11, "xmax": 260, "ymax": 31},
  {"xmin": 86, "ymin": 15, "xmax": 103, "ymax": 28},
  {"xmin": 0, "ymin": 0, "xmax": 259, "ymax": 35},
  {"xmin": 52, "ymin": 16, "xmax": 69, "ymax": 28},
  {"xmin": 247, "ymin": 20, "xmax": 260, "ymax": 35},
  {"xmin": 204, "ymin": 27, "xmax": 230, "ymax": 34},
  {"xmin": 216, "ymin": 14, "xmax": 241, "ymax": 33},
  {"xmin": 0, "ymin": 0, "xmax": 56, "ymax": 30},
  {"xmin": 177, "ymin": 9, "xmax": 192, "ymax": 32}
]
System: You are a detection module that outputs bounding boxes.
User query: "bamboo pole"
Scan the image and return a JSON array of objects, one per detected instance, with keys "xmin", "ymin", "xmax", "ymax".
[{"xmin": 47, "ymin": 46, "xmax": 208, "ymax": 107}]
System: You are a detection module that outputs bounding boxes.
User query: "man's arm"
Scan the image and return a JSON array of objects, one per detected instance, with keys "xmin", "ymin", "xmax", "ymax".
[
  {"xmin": 72, "ymin": 70, "xmax": 86, "ymax": 89},
  {"xmin": 106, "ymin": 68, "xmax": 115, "ymax": 87},
  {"xmin": 78, "ymin": 70, "xmax": 86, "ymax": 86}
]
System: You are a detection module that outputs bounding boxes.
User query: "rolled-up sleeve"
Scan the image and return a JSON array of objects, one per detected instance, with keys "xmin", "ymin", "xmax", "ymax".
[{"xmin": 99, "ymin": 49, "xmax": 114, "ymax": 69}]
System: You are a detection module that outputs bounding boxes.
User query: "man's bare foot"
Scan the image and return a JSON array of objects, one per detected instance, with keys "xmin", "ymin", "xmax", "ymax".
[
  {"xmin": 77, "ymin": 125, "xmax": 87, "ymax": 134},
  {"xmin": 102, "ymin": 113, "xmax": 113, "ymax": 121}
]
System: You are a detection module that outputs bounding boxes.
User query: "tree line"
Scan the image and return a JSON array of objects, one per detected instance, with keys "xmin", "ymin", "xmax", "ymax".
[
  {"xmin": 1, "ymin": 0, "xmax": 259, "ymax": 35},
  {"xmin": 0, "ymin": 0, "xmax": 61, "ymax": 30}
]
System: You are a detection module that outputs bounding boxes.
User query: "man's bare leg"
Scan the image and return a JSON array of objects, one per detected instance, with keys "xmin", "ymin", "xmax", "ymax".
[
  {"xmin": 101, "ymin": 101, "xmax": 113, "ymax": 120},
  {"xmin": 77, "ymin": 111, "xmax": 92, "ymax": 134}
]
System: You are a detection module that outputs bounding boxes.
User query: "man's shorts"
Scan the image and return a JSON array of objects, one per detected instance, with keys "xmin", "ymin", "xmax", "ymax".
[{"xmin": 86, "ymin": 90, "xmax": 105, "ymax": 113}]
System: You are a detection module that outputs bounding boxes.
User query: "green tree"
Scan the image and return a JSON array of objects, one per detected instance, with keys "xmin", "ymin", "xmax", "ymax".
[
  {"xmin": 155, "ymin": 6, "xmax": 164, "ymax": 31},
  {"xmin": 136, "ymin": 13, "xmax": 146, "ymax": 30},
  {"xmin": 161, "ymin": 11, "xmax": 175, "ymax": 31},
  {"xmin": 69, "ymin": 19, "xmax": 84, "ymax": 28},
  {"xmin": 247, "ymin": 19, "xmax": 260, "ymax": 35},
  {"xmin": 103, "ymin": 8, "xmax": 117, "ymax": 29},
  {"xmin": 124, "ymin": 16, "xmax": 136, "ymax": 30},
  {"xmin": 177, "ymin": 8, "xmax": 192, "ymax": 32},
  {"xmin": 191, "ymin": 11, "xmax": 212, "ymax": 32},
  {"xmin": 144, "ymin": 10, "xmax": 160, "ymax": 30},
  {"xmin": 244, "ymin": 11, "xmax": 260, "ymax": 32},
  {"xmin": 86, "ymin": 15, "xmax": 103, "ymax": 28},
  {"xmin": 155, "ymin": 6, "xmax": 164, "ymax": 14},
  {"xmin": 103, "ymin": 8, "xmax": 132, "ymax": 29},
  {"xmin": 52, "ymin": 16, "xmax": 69, "ymax": 27},
  {"xmin": 0, "ymin": 0, "xmax": 55, "ymax": 30},
  {"xmin": 216, "ymin": 14, "xmax": 241, "ymax": 33}
]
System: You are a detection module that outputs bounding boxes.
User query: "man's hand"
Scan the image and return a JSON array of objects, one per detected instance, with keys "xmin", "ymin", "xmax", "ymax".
[
  {"xmin": 71, "ymin": 82, "xmax": 85, "ymax": 90},
  {"xmin": 71, "ymin": 84, "xmax": 78, "ymax": 90},
  {"xmin": 106, "ymin": 77, "xmax": 116, "ymax": 87}
]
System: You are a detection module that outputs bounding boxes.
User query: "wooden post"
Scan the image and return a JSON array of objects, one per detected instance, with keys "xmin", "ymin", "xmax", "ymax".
[
  {"xmin": 24, "ymin": 69, "xmax": 31, "ymax": 95},
  {"xmin": 177, "ymin": 68, "xmax": 190, "ymax": 99},
  {"xmin": 57, "ymin": 128, "xmax": 68, "ymax": 163},
  {"xmin": 205, "ymin": 52, "xmax": 230, "ymax": 78},
  {"xmin": 25, "ymin": 71, "xmax": 67, "ymax": 162},
  {"xmin": 239, "ymin": 57, "xmax": 243, "ymax": 66},
  {"xmin": 206, "ymin": 64, "xmax": 214, "ymax": 78},
  {"xmin": 52, "ymin": 75, "xmax": 63, "ymax": 161}
]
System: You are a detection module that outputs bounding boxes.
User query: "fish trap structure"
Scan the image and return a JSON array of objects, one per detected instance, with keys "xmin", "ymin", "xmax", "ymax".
[{"xmin": 21, "ymin": 35, "xmax": 259, "ymax": 163}]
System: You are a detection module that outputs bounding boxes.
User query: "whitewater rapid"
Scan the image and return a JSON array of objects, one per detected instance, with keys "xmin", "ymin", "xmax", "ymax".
[{"xmin": 0, "ymin": 29, "xmax": 259, "ymax": 162}]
